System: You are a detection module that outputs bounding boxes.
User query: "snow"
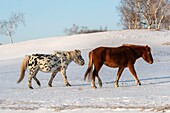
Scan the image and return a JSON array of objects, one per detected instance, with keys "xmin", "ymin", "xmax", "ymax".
[{"xmin": 0, "ymin": 30, "xmax": 170, "ymax": 113}]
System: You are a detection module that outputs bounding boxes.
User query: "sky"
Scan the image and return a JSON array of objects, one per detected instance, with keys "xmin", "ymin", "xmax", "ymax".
[{"xmin": 0, "ymin": 0, "xmax": 121, "ymax": 44}]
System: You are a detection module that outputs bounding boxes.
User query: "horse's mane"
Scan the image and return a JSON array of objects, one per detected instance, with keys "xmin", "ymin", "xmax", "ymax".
[
  {"xmin": 122, "ymin": 44, "xmax": 146, "ymax": 48},
  {"xmin": 122, "ymin": 44, "xmax": 149, "ymax": 57},
  {"xmin": 122, "ymin": 44, "xmax": 151, "ymax": 51}
]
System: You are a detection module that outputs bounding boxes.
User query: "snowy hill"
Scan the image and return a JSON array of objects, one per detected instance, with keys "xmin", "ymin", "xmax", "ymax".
[
  {"xmin": 0, "ymin": 29, "xmax": 170, "ymax": 60},
  {"xmin": 0, "ymin": 30, "xmax": 170, "ymax": 113}
]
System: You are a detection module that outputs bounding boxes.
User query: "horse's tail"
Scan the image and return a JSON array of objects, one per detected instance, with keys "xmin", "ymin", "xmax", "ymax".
[
  {"xmin": 17, "ymin": 55, "xmax": 30, "ymax": 83},
  {"xmin": 84, "ymin": 51, "xmax": 93, "ymax": 81}
]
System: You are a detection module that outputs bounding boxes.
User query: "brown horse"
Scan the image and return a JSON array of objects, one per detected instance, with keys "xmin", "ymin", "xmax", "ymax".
[{"xmin": 84, "ymin": 44, "xmax": 153, "ymax": 88}]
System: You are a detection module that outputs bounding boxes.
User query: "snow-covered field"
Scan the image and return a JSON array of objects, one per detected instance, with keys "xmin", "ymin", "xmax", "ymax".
[{"xmin": 0, "ymin": 30, "xmax": 170, "ymax": 113}]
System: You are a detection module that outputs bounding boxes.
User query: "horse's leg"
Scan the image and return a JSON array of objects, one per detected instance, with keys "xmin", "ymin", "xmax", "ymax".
[
  {"xmin": 128, "ymin": 64, "xmax": 141, "ymax": 86},
  {"xmin": 48, "ymin": 71, "xmax": 58, "ymax": 87},
  {"xmin": 115, "ymin": 67, "xmax": 125, "ymax": 87},
  {"xmin": 61, "ymin": 68, "xmax": 71, "ymax": 86},
  {"xmin": 33, "ymin": 71, "xmax": 41, "ymax": 87},
  {"xmin": 28, "ymin": 69, "xmax": 38, "ymax": 89},
  {"xmin": 33, "ymin": 76, "xmax": 41, "ymax": 87},
  {"xmin": 91, "ymin": 69, "xmax": 97, "ymax": 88},
  {"xmin": 96, "ymin": 75, "xmax": 102, "ymax": 88},
  {"xmin": 28, "ymin": 73, "xmax": 34, "ymax": 89},
  {"xmin": 91, "ymin": 64, "xmax": 102, "ymax": 88}
]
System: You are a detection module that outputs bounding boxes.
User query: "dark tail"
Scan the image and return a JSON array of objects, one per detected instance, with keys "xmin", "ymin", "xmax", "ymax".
[
  {"xmin": 84, "ymin": 51, "xmax": 93, "ymax": 81},
  {"xmin": 17, "ymin": 55, "xmax": 30, "ymax": 83}
]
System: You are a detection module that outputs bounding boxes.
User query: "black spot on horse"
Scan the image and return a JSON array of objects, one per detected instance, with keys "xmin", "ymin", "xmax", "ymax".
[
  {"xmin": 46, "ymin": 68, "xmax": 51, "ymax": 71},
  {"xmin": 54, "ymin": 58, "xmax": 58, "ymax": 62},
  {"xmin": 28, "ymin": 62, "xmax": 32, "ymax": 66},
  {"xmin": 28, "ymin": 62, "xmax": 34, "ymax": 66},
  {"xmin": 34, "ymin": 60, "xmax": 37, "ymax": 66},
  {"xmin": 51, "ymin": 64, "xmax": 56, "ymax": 68},
  {"xmin": 30, "ymin": 57, "xmax": 34, "ymax": 60},
  {"xmin": 39, "ymin": 63, "xmax": 44, "ymax": 66},
  {"xmin": 47, "ymin": 59, "xmax": 51, "ymax": 62},
  {"xmin": 57, "ymin": 60, "xmax": 61, "ymax": 64}
]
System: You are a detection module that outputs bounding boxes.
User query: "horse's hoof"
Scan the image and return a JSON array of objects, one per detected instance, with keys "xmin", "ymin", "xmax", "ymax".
[
  {"xmin": 37, "ymin": 81, "xmax": 41, "ymax": 87},
  {"xmin": 137, "ymin": 81, "xmax": 141, "ymax": 86},
  {"xmin": 115, "ymin": 84, "xmax": 119, "ymax": 88},
  {"xmin": 48, "ymin": 84, "xmax": 52, "ymax": 87},
  {"xmin": 138, "ymin": 83, "xmax": 141, "ymax": 86},
  {"xmin": 29, "ymin": 86, "xmax": 34, "ymax": 89},
  {"xmin": 66, "ymin": 83, "xmax": 71, "ymax": 86},
  {"xmin": 99, "ymin": 83, "xmax": 102, "ymax": 88},
  {"xmin": 91, "ymin": 86, "xmax": 97, "ymax": 89}
]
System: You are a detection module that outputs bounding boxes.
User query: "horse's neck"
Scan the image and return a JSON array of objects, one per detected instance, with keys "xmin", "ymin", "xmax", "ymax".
[
  {"xmin": 131, "ymin": 46, "xmax": 145, "ymax": 58},
  {"xmin": 66, "ymin": 52, "xmax": 74, "ymax": 63}
]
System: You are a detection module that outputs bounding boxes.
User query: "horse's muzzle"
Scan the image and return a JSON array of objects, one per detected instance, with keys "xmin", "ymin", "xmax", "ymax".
[
  {"xmin": 149, "ymin": 60, "xmax": 153, "ymax": 64},
  {"xmin": 80, "ymin": 61, "xmax": 85, "ymax": 66}
]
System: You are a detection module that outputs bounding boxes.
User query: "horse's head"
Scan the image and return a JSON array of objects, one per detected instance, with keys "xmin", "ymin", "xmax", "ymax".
[
  {"xmin": 142, "ymin": 45, "xmax": 153, "ymax": 64},
  {"xmin": 72, "ymin": 50, "xmax": 85, "ymax": 66}
]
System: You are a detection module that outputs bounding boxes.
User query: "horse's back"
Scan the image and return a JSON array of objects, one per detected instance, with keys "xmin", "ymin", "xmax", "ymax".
[
  {"xmin": 90, "ymin": 46, "xmax": 137, "ymax": 68},
  {"xmin": 90, "ymin": 47, "xmax": 108, "ymax": 60},
  {"xmin": 28, "ymin": 54, "xmax": 61, "ymax": 72},
  {"xmin": 91, "ymin": 46, "xmax": 129, "ymax": 57}
]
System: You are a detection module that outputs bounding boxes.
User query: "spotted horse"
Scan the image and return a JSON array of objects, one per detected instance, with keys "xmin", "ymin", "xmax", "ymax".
[{"xmin": 17, "ymin": 50, "xmax": 85, "ymax": 89}]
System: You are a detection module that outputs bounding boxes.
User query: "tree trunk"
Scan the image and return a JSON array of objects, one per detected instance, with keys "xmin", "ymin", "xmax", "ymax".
[
  {"xmin": 157, "ymin": 15, "xmax": 164, "ymax": 30},
  {"xmin": 9, "ymin": 33, "xmax": 13, "ymax": 44}
]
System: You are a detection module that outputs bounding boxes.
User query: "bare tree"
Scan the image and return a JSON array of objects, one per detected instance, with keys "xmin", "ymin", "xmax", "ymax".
[
  {"xmin": 118, "ymin": 0, "xmax": 170, "ymax": 30},
  {"xmin": 162, "ymin": 15, "xmax": 170, "ymax": 30},
  {"xmin": 64, "ymin": 24, "xmax": 107, "ymax": 35},
  {"xmin": 0, "ymin": 13, "xmax": 25, "ymax": 44},
  {"xmin": 64, "ymin": 24, "xmax": 79, "ymax": 35}
]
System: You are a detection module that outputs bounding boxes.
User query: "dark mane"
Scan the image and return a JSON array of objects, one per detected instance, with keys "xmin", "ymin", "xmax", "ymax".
[
  {"xmin": 122, "ymin": 44, "xmax": 148, "ymax": 57},
  {"xmin": 122, "ymin": 44, "xmax": 151, "ymax": 50}
]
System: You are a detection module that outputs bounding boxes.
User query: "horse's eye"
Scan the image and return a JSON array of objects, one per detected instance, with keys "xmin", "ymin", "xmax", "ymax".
[{"xmin": 78, "ymin": 55, "xmax": 82, "ymax": 59}]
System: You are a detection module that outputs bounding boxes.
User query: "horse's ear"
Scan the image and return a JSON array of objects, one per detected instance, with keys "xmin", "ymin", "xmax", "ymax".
[
  {"xmin": 75, "ymin": 49, "xmax": 81, "ymax": 53},
  {"xmin": 146, "ymin": 45, "xmax": 149, "ymax": 49},
  {"xmin": 146, "ymin": 45, "xmax": 151, "ymax": 51},
  {"xmin": 54, "ymin": 51, "xmax": 58, "ymax": 55}
]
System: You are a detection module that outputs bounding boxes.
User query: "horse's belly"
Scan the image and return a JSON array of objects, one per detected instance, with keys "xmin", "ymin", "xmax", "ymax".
[
  {"xmin": 104, "ymin": 62, "xmax": 119, "ymax": 68},
  {"xmin": 39, "ymin": 63, "xmax": 59, "ymax": 73}
]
